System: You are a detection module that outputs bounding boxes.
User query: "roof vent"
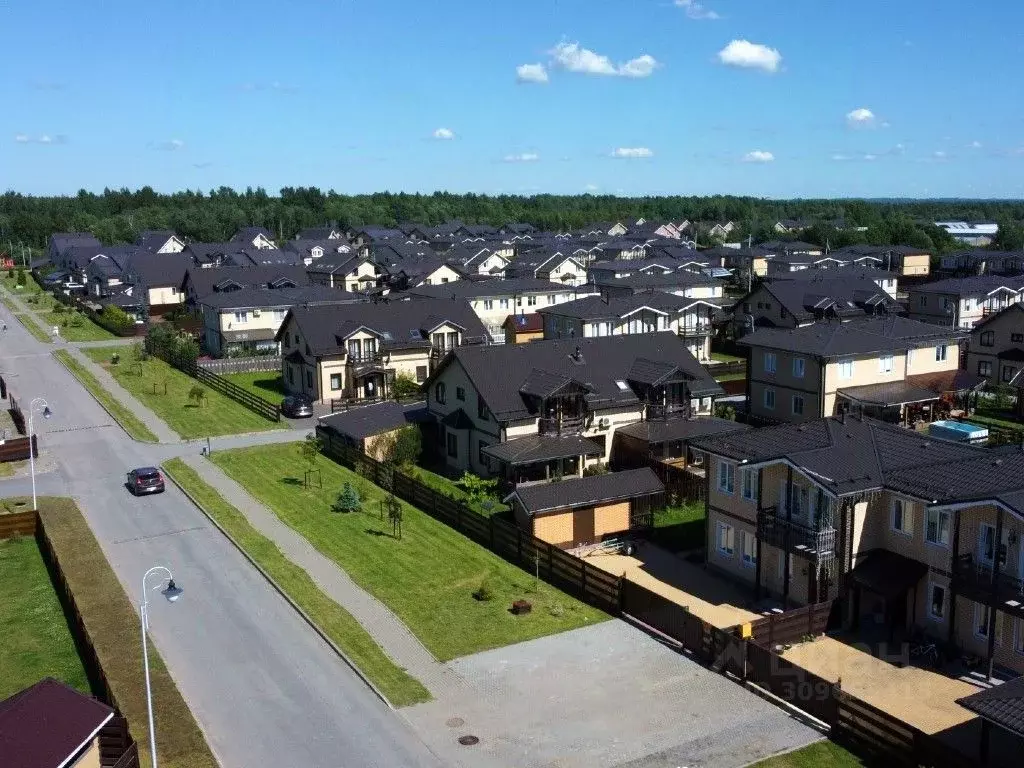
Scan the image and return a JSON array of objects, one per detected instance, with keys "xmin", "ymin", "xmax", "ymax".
[{"xmin": 993, "ymin": 459, "xmax": 1003, "ymax": 467}]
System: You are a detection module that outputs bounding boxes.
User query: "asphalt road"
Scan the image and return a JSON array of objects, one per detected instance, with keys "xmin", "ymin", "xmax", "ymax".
[{"xmin": 0, "ymin": 316, "xmax": 442, "ymax": 767}]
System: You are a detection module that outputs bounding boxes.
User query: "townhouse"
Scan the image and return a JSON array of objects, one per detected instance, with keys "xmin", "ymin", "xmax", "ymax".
[
  {"xmin": 422, "ymin": 334, "xmax": 722, "ymax": 483},
  {"xmin": 939, "ymin": 250, "xmax": 1024, "ymax": 277},
  {"xmin": 230, "ymin": 226, "xmax": 278, "ymax": 249},
  {"xmin": 741, "ymin": 315, "xmax": 973, "ymax": 425},
  {"xmin": 305, "ymin": 254, "xmax": 382, "ymax": 292},
  {"xmin": 966, "ymin": 304, "xmax": 1024, "ymax": 389},
  {"xmin": 505, "ymin": 249, "xmax": 588, "ymax": 285},
  {"xmin": 184, "ymin": 241, "xmax": 300, "ymax": 269},
  {"xmin": 694, "ymin": 415, "xmax": 1024, "ymax": 676},
  {"xmin": 592, "ymin": 269, "xmax": 726, "ymax": 302},
  {"xmin": 406, "ymin": 279, "xmax": 598, "ymax": 342},
  {"xmin": 120, "ymin": 250, "xmax": 191, "ymax": 317},
  {"xmin": 906, "ymin": 276, "xmax": 1024, "ymax": 329},
  {"xmin": 832, "ymin": 245, "xmax": 932, "ymax": 277},
  {"xmin": 135, "ymin": 229, "xmax": 186, "ymax": 253},
  {"xmin": 295, "ymin": 225, "xmax": 345, "ymax": 240},
  {"xmin": 701, "ymin": 246, "xmax": 771, "ymax": 278},
  {"xmin": 182, "ymin": 264, "xmax": 311, "ymax": 306},
  {"xmin": 765, "ymin": 251, "xmax": 849, "ymax": 274},
  {"xmin": 277, "ymin": 297, "xmax": 488, "ymax": 403},
  {"xmin": 733, "ymin": 272, "xmax": 898, "ymax": 338},
  {"xmin": 537, "ymin": 292, "xmax": 719, "ymax": 361}
]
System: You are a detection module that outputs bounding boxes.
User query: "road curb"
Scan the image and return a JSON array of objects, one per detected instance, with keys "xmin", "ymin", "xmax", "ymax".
[{"xmin": 160, "ymin": 462, "xmax": 396, "ymax": 710}]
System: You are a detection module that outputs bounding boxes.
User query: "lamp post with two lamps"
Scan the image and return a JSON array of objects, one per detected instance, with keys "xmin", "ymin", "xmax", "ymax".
[
  {"xmin": 140, "ymin": 566, "xmax": 183, "ymax": 768},
  {"xmin": 27, "ymin": 397, "xmax": 51, "ymax": 510}
]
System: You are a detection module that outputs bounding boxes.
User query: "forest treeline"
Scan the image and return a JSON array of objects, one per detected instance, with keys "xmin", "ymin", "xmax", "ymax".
[{"xmin": 1, "ymin": 187, "xmax": 1023, "ymax": 252}]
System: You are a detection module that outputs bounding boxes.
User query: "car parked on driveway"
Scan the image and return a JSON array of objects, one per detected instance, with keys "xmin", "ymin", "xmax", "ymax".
[
  {"xmin": 281, "ymin": 395, "xmax": 314, "ymax": 418},
  {"xmin": 127, "ymin": 467, "xmax": 165, "ymax": 495}
]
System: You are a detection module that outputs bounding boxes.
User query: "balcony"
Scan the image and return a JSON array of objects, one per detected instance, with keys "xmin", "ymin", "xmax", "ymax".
[
  {"xmin": 539, "ymin": 415, "xmax": 586, "ymax": 436},
  {"xmin": 646, "ymin": 401, "xmax": 690, "ymax": 421},
  {"xmin": 678, "ymin": 322, "xmax": 713, "ymax": 338},
  {"xmin": 952, "ymin": 553, "xmax": 1024, "ymax": 618},
  {"xmin": 757, "ymin": 505, "xmax": 836, "ymax": 560},
  {"xmin": 347, "ymin": 350, "xmax": 384, "ymax": 364}
]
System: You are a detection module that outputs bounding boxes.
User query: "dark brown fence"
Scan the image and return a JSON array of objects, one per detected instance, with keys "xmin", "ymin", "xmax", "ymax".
[
  {"xmin": 0, "ymin": 509, "xmax": 38, "ymax": 538},
  {"xmin": 99, "ymin": 718, "xmax": 140, "ymax": 768},
  {"xmin": 9, "ymin": 393, "xmax": 26, "ymax": 434},
  {"xmin": 0, "ymin": 434, "xmax": 38, "ymax": 463},
  {"xmin": 647, "ymin": 460, "xmax": 706, "ymax": 503},
  {"xmin": 748, "ymin": 600, "xmax": 832, "ymax": 647},
  {"xmin": 317, "ymin": 428, "xmax": 622, "ymax": 613}
]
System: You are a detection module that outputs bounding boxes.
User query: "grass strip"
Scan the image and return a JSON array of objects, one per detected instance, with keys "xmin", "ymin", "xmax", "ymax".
[
  {"xmin": 750, "ymin": 740, "xmax": 865, "ymax": 767},
  {"xmin": 52, "ymin": 349, "xmax": 160, "ymax": 442},
  {"xmin": 36, "ymin": 497, "xmax": 217, "ymax": 768},
  {"xmin": 162, "ymin": 459, "xmax": 430, "ymax": 707}
]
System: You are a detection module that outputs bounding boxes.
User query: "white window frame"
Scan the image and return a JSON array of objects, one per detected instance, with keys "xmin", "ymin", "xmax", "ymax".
[
  {"xmin": 792, "ymin": 357, "xmax": 805, "ymax": 378},
  {"xmin": 763, "ymin": 388, "xmax": 776, "ymax": 410},
  {"xmin": 741, "ymin": 531, "xmax": 757, "ymax": 568},
  {"xmin": 740, "ymin": 468, "xmax": 758, "ymax": 503},
  {"xmin": 928, "ymin": 582, "xmax": 946, "ymax": 621},
  {"xmin": 879, "ymin": 354, "xmax": 894, "ymax": 374},
  {"xmin": 716, "ymin": 522, "xmax": 735, "ymax": 557},
  {"xmin": 717, "ymin": 460, "xmax": 735, "ymax": 494},
  {"xmin": 838, "ymin": 358, "xmax": 854, "ymax": 379},
  {"xmin": 925, "ymin": 508, "xmax": 951, "ymax": 547},
  {"xmin": 764, "ymin": 352, "xmax": 777, "ymax": 374},
  {"xmin": 233, "ymin": 310, "xmax": 248, "ymax": 324}
]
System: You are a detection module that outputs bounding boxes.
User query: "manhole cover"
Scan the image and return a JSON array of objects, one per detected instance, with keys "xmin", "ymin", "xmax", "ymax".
[
  {"xmin": 445, "ymin": 717, "xmax": 465, "ymax": 728},
  {"xmin": 458, "ymin": 735, "xmax": 479, "ymax": 746}
]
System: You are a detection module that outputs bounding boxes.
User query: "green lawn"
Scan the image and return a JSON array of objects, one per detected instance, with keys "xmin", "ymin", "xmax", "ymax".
[
  {"xmin": 970, "ymin": 405, "xmax": 1023, "ymax": 433},
  {"xmin": 83, "ymin": 347, "xmax": 286, "ymax": 439},
  {"xmin": 44, "ymin": 309, "xmax": 116, "ymax": 342},
  {"xmin": 404, "ymin": 464, "xmax": 509, "ymax": 517},
  {"xmin": 750, "ymin": 740, "xmax": 866, "ymax": 767},
  {"xmin": 8, "ymin": 303, "xmax": 53, "ymax": 343},
  {"xmin": 221, "ymin": 371, "xmax": 286, "ymax": 400},
  {"xmin": 710, "ymin": 351, "xmax": 744, "ymax": 364},
  {"xmin": 1, "ymin": 273, "xmax": 43, "ymax": 295},
  {"xmin": 53, "ymin": 350, "xmax": 159, "ymax": 442},
  {"xmin": 648, "ymin": 502, "xmax": 706, "ymax": 552},
  {"xmin": 715, "ymin": 372, "xmax": 746, "ymax": 383},
  {"xmin": 0, "ymin": 459, "xmax": 28, "ymax": 478},
  {"xmin": 0, "ymin": 536, "xmax": 91, "ymax": 699},
  {"xmin": 162, "ymin": 459, "xmax": 430, "ymax": 706},
  {"xmin": 211, "ymin": 444, "xmax": 607, "ymax": 661}
]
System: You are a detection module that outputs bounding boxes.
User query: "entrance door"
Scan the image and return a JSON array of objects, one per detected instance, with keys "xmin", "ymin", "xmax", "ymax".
[{"xmin": 573, "ymin": 507, "xmax": 596, "ymax": 546}]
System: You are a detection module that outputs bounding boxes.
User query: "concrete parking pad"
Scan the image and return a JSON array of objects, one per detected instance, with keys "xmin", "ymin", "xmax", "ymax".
[{"xmin": 403, "ymin": 621, "xmax": 821, "ymax": 768}]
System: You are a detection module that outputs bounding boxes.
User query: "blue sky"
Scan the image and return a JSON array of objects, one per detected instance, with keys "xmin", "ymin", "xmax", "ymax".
[{"xmin": 2, "ymin": 0, "xmax": 1023, "ymax": 198}]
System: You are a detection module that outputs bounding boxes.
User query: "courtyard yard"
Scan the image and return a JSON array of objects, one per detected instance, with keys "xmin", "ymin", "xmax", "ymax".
[
  {"xmin": 84, "ymin": 347, "xmax": 286, "ymax": 438},
  {"xmin": 221, "ymin": 371, "xmax": 286, "ymax": 400},
  {"xmin": 210, "ymin": 443, "xmax": 608, "ymax": 660},
  {"xmin": 0, "ymin": 535, "xmax": 90, "ymax": 698}
]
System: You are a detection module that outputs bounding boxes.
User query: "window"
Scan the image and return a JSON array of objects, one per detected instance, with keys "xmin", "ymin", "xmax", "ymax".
[
  {"xmin": 975, "ymin": 604, "xmax": 994, "ymax": 640},
  {"xmin": 716, "ymin": 522, "xmax": 735, "ymax": 556},
  {"xmin": 928, "ymin": 583, "xmax": 946, "ymax": 621},
  {"xmin": 446, "ymin": 432, "xmax": 458, "ymax": 458},
  {"xmin": 838, "ymin": 359, "xmax": 853, "ymax": 379},
  {"xmin": 741, "ymin": 531, "xmax": 757, "ymax": 568},
  {"xmin": 1012, "ymin": 333, "xmax": 1024, "ymax": 343},
  {"xmin": 879, "ymin": 354, "xmax": 894, "ymax": 374},
  {"xmin": 764, "ymin": 352, "xmax": 777, "ymax": 373},
  {"xmin": 477, "ymin": 395, "xmax": 488, "ymax": 420},
  {"xmin": 919, "ymin": 295, "xmax": 928, "ymax": 308},
  {"xmin": 935, "ymin": 345, "xmax": 948, "ymax": 362},
  {"xmin": 717, "ymin": 460, "xmax": 735, "ymax": 494},
  {"xmin": 478, "ymin": 440, "xmax": 490, "ymax": 468},
  {"xmin": 1003, "ymin": 366, "xmax": 1018, "ymax": 383},
  {"xmin": 763, "ymin": 388, "xmax": 776, "ymax": 410},
  {"xmin": 415, "ymin": 365, "xmax": 427, "ymax": 383},
  {"xmin": 329, "ymin": 373, "xmax": 342, "ymax": 391},
  {"xmin": 233, "ymin": 310, "xmax": 247, "ymax": 324},
  {"xmin": 792, "ymin": 395, "xmax": 804, "ymax": 416},
  {"xmin": 499, "ymin": 298, "xmax": 509, "ymax": 309},
  {"xmin": 925, "ymin": 508, "xmax": 951, "ymax": 547},
  {"xmin": 527, "ymin": 295, "xmax": 537, "ymax": 306},
  {"xmin": 980, "ymin": 331, "xmax": 995, "ymax": 347},
  {"xmin": 456, "ymin": 386, "xmax": 466, "ymax": 401},
  {"xmin": 891, "ymin": 498, "xmax": 912, "ymax": 535},
  {"xmin": 792, "ymin": 358, "xmax": 805, "ymax": 378},
  {"xmin": 979, "ymin": 361, "xmax": 993, "ymax": 377},
  {"xmin": 483, "ymin": 299, "xmax": 493, "ymax": 310},
  {"xmin": 741, "ymin": 468, "xmax": 758, "ymax": 502},
  {"xmin": 435, "ymin": 382, "xmax": 447, "ymax": 404}
]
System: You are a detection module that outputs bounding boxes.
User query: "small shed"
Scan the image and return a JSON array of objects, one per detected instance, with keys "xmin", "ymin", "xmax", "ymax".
[
  {"xmin": 318, "ymin": 401, "xmax": 429, "ymax": 460},
  {"xmin": 506, "ymin": 468, "xmax": 665, "ymax": 548},
  {"xmin": 503, "ymin": 313, "xmax": 544, "ymax": 344}
]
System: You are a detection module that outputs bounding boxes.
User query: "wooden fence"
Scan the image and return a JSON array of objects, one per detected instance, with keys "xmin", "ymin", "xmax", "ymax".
[
  {"xmin": 9, "ymin": 393, "xmax": 26, "ymax": 434},
  {"xmin": 0, "ymin": 434, "xmax": 37, "ymax": 463},
  {"xmin": 748, "ymin": 600, "xmax": 832, "ymax": 647},
  {"xmin": 705, "ymin": 360, "xmax": 746, "ymax": 377},
  {"xmin": 317, "ymin": 428, "xmax": 622, "ymax": 613},
  {"xmin": 0, "ymin": 509, "xmax": 38, "ymax": 538},
  {"xmin": 647, "ymin": 460, "xmax": 706, "ymax": 503},
  {"xmin": 198, "ymin": 355, "xmax": 282, "ymax": 375}
]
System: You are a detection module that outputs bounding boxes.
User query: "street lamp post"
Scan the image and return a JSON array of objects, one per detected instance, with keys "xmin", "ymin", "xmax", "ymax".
[
  {"xmin": 140, "ymin": 566, "xmax": 183, "ymax": 768},
  {"xmin": 27, "ymin": 397, "xmax": 51, "ymax": 510}
]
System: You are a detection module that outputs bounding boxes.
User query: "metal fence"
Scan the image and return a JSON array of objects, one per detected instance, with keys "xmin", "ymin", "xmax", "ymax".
[{"xmin": 198, "ymin": 356, "xmax": 282, "ymax": 375}]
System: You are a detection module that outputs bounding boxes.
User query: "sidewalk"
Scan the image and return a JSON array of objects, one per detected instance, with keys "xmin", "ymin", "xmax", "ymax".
[{"xmin": 179, "ymin": 454, "xmax": 466, "ymax": 700}]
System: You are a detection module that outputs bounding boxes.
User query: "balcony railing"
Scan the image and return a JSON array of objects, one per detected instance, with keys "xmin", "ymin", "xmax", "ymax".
[
  {"xmin": 646, "ymin": 402, "xmax": 690, "ymax": 421},
  {"xmin": 539, "ymin": 415, "xmax": 586, "ymax": 436},
  {"xmin": 952, "ymin": 553, "xmax": 1024, "ymax": 617},
  {"xmin": 678, "ymin": 322, "xmax": 713, "ymax": 338},
  {"xmin": 757, "ymin": 505, "xmax": 836, "ymax": 560},
  {"xmin": 347, "ymin": 350, "xmax": 384, "ymax": 364}
]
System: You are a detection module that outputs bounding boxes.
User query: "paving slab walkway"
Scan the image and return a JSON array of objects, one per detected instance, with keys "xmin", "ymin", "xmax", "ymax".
[{"xmin": 179, "ymin": 453, "xmax": 467, "ymax": 700}]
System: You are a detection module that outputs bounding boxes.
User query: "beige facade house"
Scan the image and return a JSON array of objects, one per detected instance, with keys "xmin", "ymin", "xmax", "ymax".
[
  {"xmin": 277, "ymin": 297, "xmax": 489, "ymax": 404},
  {"xmin": 741, "ymin": 316, "xmax": 975, "ymax": 425},
  {"xmin": 305, "ymin": 255, "xmax": 381, "ymax": 292},
  {"xmin": 907, "ymin": 275, "xmax": 1024, "ymax": 330},
  {"xmin": 693, "ymin": 415, "xmax": 1024, "ymax": 678},
  {"xmin": 122, "ymin": 251, "xmax": 191, "ymax": 318},
  {"xmin": 423, "ymin": 334, "xmax": 722, "ymax": 483},
  {"xmin": 966, "ymin": 303, "xmax": 1024, "ymax": 389}
]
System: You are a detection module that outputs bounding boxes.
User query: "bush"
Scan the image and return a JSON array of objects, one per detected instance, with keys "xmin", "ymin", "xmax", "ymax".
[
  {"xmin": 472, "ymin": 575, "xmax": 495, "ymax": 602},
  {"xmin": 16, "ymin": 269, "xmax": 26, "ymax": 287},
  {"xmin": 392, "ymin": 373, "xmax": 422, "ymax": 400},
  {"xmin": 381, "ymin": 425, "xmax": 421, "ymax": 469},
  {"xmin": 582, "ymin": 462, "xmax": 608, "ymax": 477},
  {"xmin": 332, "ymin": 482, "xmax": 362, "ymax": 514},
  {"xmin": 6, "ymin": 267, "xmax": 13, "ymax": 279},
  {"xmin": 714, "ymin": 404, "xmax": 736, "ymax": 421},
  {"xmin": 97, "ymin": 304, "xmax": 136, "ymax": 335}
]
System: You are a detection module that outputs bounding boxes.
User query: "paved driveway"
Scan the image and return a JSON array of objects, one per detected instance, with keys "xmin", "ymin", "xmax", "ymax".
[{"xmin": 403, "ymin": 621, "xmax": 821, "ymax": 768}]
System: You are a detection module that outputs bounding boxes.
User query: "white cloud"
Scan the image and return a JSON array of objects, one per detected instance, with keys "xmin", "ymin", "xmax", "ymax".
[
  {"xmin": 933, "ymin": 150, "xmax": 947, "ymax": 159},
  {"xmin": 742, "ymin": 150, "xmax": 775, "ymax": 163},
  {"xmin": 846, "ymin": 108, "xmax": 876, "ymax": 126},
  {"xmin": 831, "ymin": 153, "xmax": 852, "ymax": 162},
  {"xmin": 516, "ymin": 63, "xmax": 549, "ymax": 84},
  {"xmin": 674, "ymin": 0, "xmax": 720, "ymax": 19},
  {"xmin": 14, "ymin": 134, "xmax": 30, "ymax": 143},
  {"xmin": 503, "ymin": 153, "xmax": 540, "ymax": 163},
  {"xmin": 152, "ymin": 138, "xmax": 185, "ymax": 151},
  {"xmin": 863, "ymin": 154, "xmax": 877, "ymax": 161},
  {"xmin": 38, "ymin": 135, "xmax": 54, "ymax": 144},
  {"xmin": 968, "ymin": 140, "xmax": 983, "ymax": 149},
  {"xmin": 584, "ymin": 183, "xmax": 600, "ymax": 192},
  {"xmin": 432, "ymin": 127, "xmax": 455, "ymax": 140},
  {"xmin": 611, "ymin": 147, "xmax": 653, "ymax": 159},
  {"xmin": 15, "ymin": 133, "xmax": 67, "ymax": 145},
  {"xmin": 550, "ymin": 42, "xmax": 659, "ymax": 78},
  {"xmin": 717, "ymin": 40, "xmax": 782, "ymax": 73}
]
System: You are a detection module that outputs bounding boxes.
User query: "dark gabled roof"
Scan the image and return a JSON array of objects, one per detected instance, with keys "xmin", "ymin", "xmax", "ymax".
[
  {"xmin": 280, "ymin": 297, "xmax": 489, "ymax": 356},
  {"xmin": 185, "ymin": 265, "xmax": 311, "ymax": 298},
  {"xmin": 519, "ymin": 369, "xmax": 589, "ymax": 398},
  {"xmin": 970, "ymin": 302, "xmax": 1024, "ymax": 332},
  {"xmin": 536, "ymin": 292, "xmax": 712, "ymax": 321},
  {"xmin": 509, "ymin": 467, "xmax": 664, "ymax": 515},
  {"xmin": 356, "ymin": 226, "xmax": 406, "ymax": 241},
  {"xmin": 184, "ymin": 242, "xmax": 298, "ymax": 268},
  {"xmin": 769, "ymin": 266, "xmax": 897, "ymax": 284},
  {"xmin": 318, "ymin": 401, "xmax": 427, "ymax": 440},
  {"xmin": 295, "ymin": 226, "xmax": 342, "ymax": 240},
  {"xmin": 615, "ymin": 415, "xmax": 750, "ymax": 444},
  {"xmin": 590, "ymin": 271, "xmax": 723, "ymax": 292},
  {"xmin": 59, "ymin": 244, "xmax": 141, "ymax": 272},
  {"xmin": 433, "ymin": 334, "xmax": 722, "ymax": 422},
  {"xmin": 911, "ymin": 275, "xmax": 1024, "ymax": 296},
  {"xmin": 482, "ymin": 434, "xmax": 604, "ymax": 465},
  {"xmin": 441, "ymin": 408, "xmax": 475, "ymax": 429},
  {"xmin": 849, "ymin": 550, "xmax": 928, "ymax": 601},
  {"xmin": 957, "ymin": 676, "xmax": 1024, "ymax": 739},
  {"xmin": 836, "ymin": 380, "xmax": 942, "ymax": 407},
  {"xmin": 49, "ymin": 232, "xmax": 101, "ymax": 251},
  {"xmin": 739, "ymin": 316, "xmax": 964, "ymax": 358},
  {"xmin": 122, "ymin": 251, "xmax": 192, "ymax": 288},
  {"xmin": 745, "ymin": 274, "xmax": 899, "ymax": 324},
  {"xmin": 407, "ymin": 278, "xmax": 594, "ymax": 300},
  {"xmin": 758, "ymin": 240, "xmax": 823, "ymax": 253},
  {"xmin": 135, "ymin": 230, "xmax": 181, "ymax": 251},
  {"xmin": 230, "ymin": 226, "xmax": 275, "ymax": 243},
  {"xmin": 198, "ymin": 285, "xmax": 352, "ymax": 311},
  {"xmin": 503, "ymin": 313, "xmax": 544, "ymax": 333},
  {"xmin": 0, "ymin": 678, "xmax": 114, "ymax": 768}
]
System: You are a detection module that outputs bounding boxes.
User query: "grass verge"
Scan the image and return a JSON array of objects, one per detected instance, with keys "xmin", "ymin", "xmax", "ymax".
[
  {"xmin": 221, "ymin": 371, "xmax": 286, "ymax": 400},
  {"xmin": 52, "ymin": 350, "xmax": 159, "ymax": 442},
  {"xmin": 212, "ymin": 444, "xmax": 607, "ymax": 661},
  {"xmin": 750, "ymin": 740, "xmax": 866, "ymax": 767},
  {"xmin": 162, "ymin": 459, "xmax": 430, "ymax": 706},
  {"xmin": 6, "ymin": 300, "xmax": 53, "ymax": 343},
  {"xmin": 647, "ymin": 502, "xmax": 706, "ymax": 552},
  {"xmin": 36, "ymin": 497, "xmax": 217, "ymax": 768},
  {"xmin": 0, "ymin": 536, "xmax": 91, "ymax": 698},
  {"xmin": 404, "ymin": 464, "xmax": 509, "ymax": 517},
  {"xmin": 84, "ymin": 347, "xmax": 285, "ymax": 438},
  {"xmin": 44, "ymin": 309, "xmax": 117, "ymax": 342}
]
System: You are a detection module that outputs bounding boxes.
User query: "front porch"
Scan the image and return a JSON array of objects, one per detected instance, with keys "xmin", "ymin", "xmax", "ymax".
[{"xmin": 482, "ymin": 434, "xmax": 604, "ymax": 487}]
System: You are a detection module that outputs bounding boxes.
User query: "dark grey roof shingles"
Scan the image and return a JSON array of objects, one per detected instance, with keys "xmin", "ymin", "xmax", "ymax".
[{"xmin": 512, "ymin": 467, "xmax": 664, "ymax": 514}]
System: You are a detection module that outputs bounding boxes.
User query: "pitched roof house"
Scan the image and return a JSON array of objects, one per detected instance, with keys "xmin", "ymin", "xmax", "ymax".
[
  {"xmin": 966, "ymin": 303, "xmax": 1024, "ymax": 397},
  {"xmin": 121, "ymin": 250, "xmax": 192, "ymax": 315},
  {"xmin": 906, "ymin": 275, "xmax": 1024, "ymax": 329},
  {"xmin": 135, "ymin": 230, "xmax": 185, "ymax": 253},
  {"xmin": 230, "ymin": 226, "xmax": 277, "ymax": 249}
]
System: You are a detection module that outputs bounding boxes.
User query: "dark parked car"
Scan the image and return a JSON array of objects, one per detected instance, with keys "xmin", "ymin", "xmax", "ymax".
[
  {"xmin": 127, "ymin": 467, "xmax": 165, "ymax": 495},
  {"xmin": 281, "ymin": 395, "xmax": 314, "ymax": 418}
]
